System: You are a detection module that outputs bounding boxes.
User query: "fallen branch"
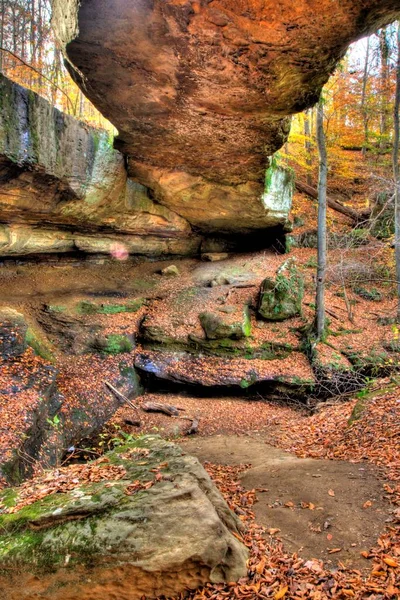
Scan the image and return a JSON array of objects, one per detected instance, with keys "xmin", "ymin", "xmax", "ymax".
[
  {"xmin": 185, "ymin": 417, "xmax": 200, "ymax": 435},
  {"xmin": 104, "ymin": 381, "xmax": 140, "ymax": 413},
  {"xmin": 141, "ymin": 401, "xmax": 180, "ymax": 417},
  {"xmin": 295, "ymin": 180, "xmax": 370, "ymax": 224},
  {"xmin": 105, "ymin": 382, "xmax": 199, "ymax": 433},
  {"xmin": 171, "ymin": 414, "xmax": 200, "ymax": 435}
]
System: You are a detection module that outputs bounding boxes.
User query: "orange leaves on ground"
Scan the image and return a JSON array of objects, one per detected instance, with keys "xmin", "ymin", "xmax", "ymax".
[{"xmin": 274, "ymin": 586, "xmax": 288, "ymax": 599}]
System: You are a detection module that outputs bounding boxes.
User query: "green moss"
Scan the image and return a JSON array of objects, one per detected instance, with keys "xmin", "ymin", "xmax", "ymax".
[
  {"xmin": 258, "ymin": 260, "xmax": 304, "ymax": 321},
  {"xmin": 25, "ymin": 328, "xmax": 54, "ymax": 362},
  {"xmin": 101, "ymin": 335, "xmax": 134, "ymax": 355},
  {"xmin": 76, "ymin": 298, "xmax": 145, "ymax": 316},
  {"xmin": 0, "ymin": 436, "xmax": 190, "ymax": 576},
  {"xmin": 75, "ymin": 301, "xmax": 98, "ymax": 315},
  {"xmin": 0, "ymin": 488, "xmax": 18, "ymax": 509},
  {"xmin": 353, "ymin": 286, "xmax": 382, "ymax": 302},
  {"xmin": 239, "ymin": 378, "xmax": 251, "ymax": 389},
  {"xmin": 348, "ymin": 396, "xmax": 368, "ymax": 425},
  {"xmin": 47, "ymin": 304, "xmax": 67, "ymax": 313},
  {"xmin": 243, "ymin": 307, "xmax": 251, "ymax": 337}
]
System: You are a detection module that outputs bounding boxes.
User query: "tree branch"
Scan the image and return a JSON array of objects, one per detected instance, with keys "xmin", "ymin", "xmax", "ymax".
[{"xmin": 0, "ymin": 47, "xmax": 76, "ymax": 114}]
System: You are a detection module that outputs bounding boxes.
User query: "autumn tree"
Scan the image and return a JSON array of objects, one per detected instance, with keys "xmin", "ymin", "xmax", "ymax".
[{"xmin": 0, "ymin": 0, "xmax": 112, "ymax": 129}]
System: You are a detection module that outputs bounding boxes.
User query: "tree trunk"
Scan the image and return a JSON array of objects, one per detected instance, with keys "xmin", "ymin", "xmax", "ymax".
[
  {"xmin": 361, "ymin": 37, "xmax": 370, "ymax": 159},
  {"xmin": 379, "ymin": 27, "xmax": 390, "ymax": 151},
  {"xmin": 0, "ymin": 1, "xmax": 5, "ymax": 73},
  {"xmin": 316, "ymin": 98, "xmax": 327, "ymax": 340},
  {"xmin": 393, "ymin": 23, "xmax": 400, "ymax": 321},
  {"xmin": 304, "ymin": 110, "xmax": 313, "ymax": 185}
]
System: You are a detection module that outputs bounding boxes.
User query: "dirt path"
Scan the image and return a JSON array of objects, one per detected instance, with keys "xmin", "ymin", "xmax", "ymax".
[{"xmin": 182, "ymin": 435, "xmax": 388, "ymax": 570}]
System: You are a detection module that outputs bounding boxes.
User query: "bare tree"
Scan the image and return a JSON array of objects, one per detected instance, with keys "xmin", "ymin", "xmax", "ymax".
[
  {"xmin": 316, "ymin": 97, "xmax": 328, "ymax": 339},
  {"xmin": 393, "ymin": 22, "xmax": 400, "ymax": 321},
  {"xmin": 304, "ymin": 109, "xmax": 313, "ymax": 185},
  {"xmin": 361, "ymin": 37, "xmax": 370, "ymax": 159},
  {"xmin": 379, "ymin": 27, "xmax": 390, "ymax": 150}
]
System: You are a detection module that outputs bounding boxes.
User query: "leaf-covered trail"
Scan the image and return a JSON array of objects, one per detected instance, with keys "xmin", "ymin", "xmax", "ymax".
[
  {"xmin": 183, "ymin": 435, "xmax": 387, "ymax": 571},
  {"xmin": 110, "ymin": 387, "xmax": 400, "ymax": 598}
]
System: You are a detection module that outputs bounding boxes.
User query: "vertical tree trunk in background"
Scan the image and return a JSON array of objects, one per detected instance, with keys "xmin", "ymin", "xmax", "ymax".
[
  {"xmin": 30, "ymin": 0, "xmax": 36, "ymax": 62},
  {"xmin": 0, "ymin": 1, "xmax": 5, "ymax": 73},
  {"xmin": 304, "ymin": 110, "xmax": 313, "ymax": 185},
  {"xmin": 379, "ymin": 27, "xmax": 390, "ymax": 151},
  {"xmin": 316, "ymin": 98, "xmax": 328, "ymax": 340},
  {"xmin": 11, "ymin": 4, "xmax": 17, "ymax": 53},
  {"xmin": 51, "ymin": 49, "xmax": 61, "ymax": 106},
  {"xmin": 37, "ymin": 0, "xmax": 44, "ymax": 92},
  {"xmin": 30, "ymin": 0, "xmax": 36, "ymax": 87},
  {"xmin": 393, "ymin": 23, "xmax": 400, "ymax": 321},
  {"xmin": 361, "ymin": 37, "xmax": 370, "ymax": 159}
]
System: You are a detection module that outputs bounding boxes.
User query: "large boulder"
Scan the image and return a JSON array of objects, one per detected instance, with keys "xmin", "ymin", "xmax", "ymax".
[
  {"xmin": 52, "ymin": 0, "xmax": 399, "ymax": 234},
  {"xmin": 258, "ymin": 259, "xmax": 304, "ymax": 321},
  {"xmin": 199, "ymin": 307, "xmax": 251, "ymax": 340},
  {"xmin": 0, "ymin": 436, "xmax": 248, "ymax": 600}
]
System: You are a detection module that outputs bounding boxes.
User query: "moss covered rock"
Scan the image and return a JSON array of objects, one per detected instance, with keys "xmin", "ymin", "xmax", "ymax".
[
  {"xmin": 258, "ymin": 259, "xmax": 304, "ymax": 321},
  {"xmin": 0, "ymin": 436, "xmax": 248, "ymax": 600},
  {"xmin": 199, "ymin": 307, "xmax": 251, "ymax": 340}
]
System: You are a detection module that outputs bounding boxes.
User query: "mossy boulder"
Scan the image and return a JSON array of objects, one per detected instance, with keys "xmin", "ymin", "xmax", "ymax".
[
  {"xmin": 258, "ymin": 259, "xmax": 304, "ymax": 321},
  {"xmin": 161, "ymin": 264, "xmax": 180, "ymax": 276},
  {"xmin": 199, "ymin": 307, "xmax": 251, "ymax": 340},
  {"xmin": 92, "ymin": 333, "xmax": 134, "ymax": 355},
  {"xmin": 25, "ymin": 327, "xmax": 54, "ymax": 362},
  {"xmin": 0, "ymin": 436, "xmax": 248, "ymax": 600}
]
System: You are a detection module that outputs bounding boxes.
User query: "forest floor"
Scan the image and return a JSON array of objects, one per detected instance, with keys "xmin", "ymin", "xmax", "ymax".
[
  {"xmin": 1, "ymin": 190, "xmax": 399, "ymax": 597},
  {"xmin": 99, "ymin": 381, "xmax": 400, "ymax": 599}
]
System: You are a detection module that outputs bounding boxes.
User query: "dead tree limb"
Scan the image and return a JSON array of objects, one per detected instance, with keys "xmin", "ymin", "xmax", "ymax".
[
  {"xmin": 104, "ymin": 382, "xmax": 199, "ymax": 433},
  {"xmin": 295, "ymin": 180, "xmax": 370, "ymax": 224},
  {"xmin": 141, "ymin": 402, "xmax": 180, "ymax": 417},
  {"xmin": 185, "ymin": 417, "xmax": 200, "ymax": 435},
  {"xmin": 104, "ymin": 381, "xmax": 140, "ymax": 413}
]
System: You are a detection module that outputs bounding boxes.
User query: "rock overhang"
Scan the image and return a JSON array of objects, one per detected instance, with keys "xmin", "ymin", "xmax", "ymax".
[{"xmin": 51, "ymin": 0, "xmax": 400, "ymax": 235}]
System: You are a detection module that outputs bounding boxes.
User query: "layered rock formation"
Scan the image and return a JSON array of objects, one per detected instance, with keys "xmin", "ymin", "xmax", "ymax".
[
  {"xmin": 52, "ymin": 0, "xmax": 400, "ymax": 233},
  {"xmin": 0, "ymin": 436, "xmax": 248, "ymax": 600},
  {"xmin": 0, "ymin": 74, "xmax": 199, "ymax": 257}
]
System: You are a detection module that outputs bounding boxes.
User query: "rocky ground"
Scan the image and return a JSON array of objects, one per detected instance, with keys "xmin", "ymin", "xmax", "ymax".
[{"xmin": 0, "ymin": 215, "xmax": 399, "ymax": 597}]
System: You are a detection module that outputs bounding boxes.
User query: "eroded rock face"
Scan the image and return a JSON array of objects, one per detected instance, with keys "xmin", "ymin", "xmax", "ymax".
[
  {"xmin": 0, "ymin": 308, "xmax": 28, "ymax": 359},
  {"xmin": 0, "ymin": 75, "xmax": 196, "ymax": 256},
  {"xmin": 52, "ymin": 0, "xmax": 400, "ymax": 233},
  {"xmin": 0, "ymin": 436, "xmax": 248, "ymax": 600}
]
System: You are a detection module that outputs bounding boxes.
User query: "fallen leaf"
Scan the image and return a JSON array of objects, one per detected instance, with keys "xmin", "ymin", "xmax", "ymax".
[
  {"xmin": 328, "ymin": 489, "xmax": 335, "ymax": 497},
  {"xmin": 363, "ymin": 500, "xmax": 372, "ymax": 509},
  {"xmin": 383, "ymin": 557, "xmax": 399, "ymax": 567},
  {"xmin": 255, "ymin": 557, "xmax": 267, "ymax": 573},
  {"xmin": 274, "ymin": 586, "xmax": 288, "ymax": 599},
  {"xmin": 328, "ymin": 548, "xmax": 342, "ymax": 554}
]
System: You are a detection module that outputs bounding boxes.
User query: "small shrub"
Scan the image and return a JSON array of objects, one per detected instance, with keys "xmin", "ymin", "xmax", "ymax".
[{"xmin": 353, "ymin": 286, "xmax": 382, "ymax": 301}]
